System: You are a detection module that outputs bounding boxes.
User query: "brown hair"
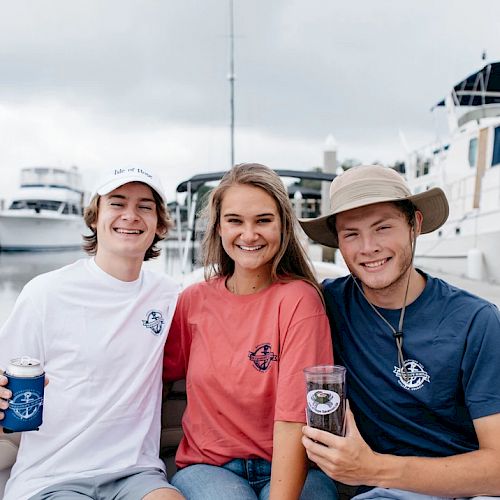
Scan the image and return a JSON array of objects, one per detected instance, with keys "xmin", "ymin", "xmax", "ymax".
[
  {"xmin": 82, "ymin": 183, "xmax": 173, "ymax": 261},
  {"xmin": 202, "ymin": 163, "xmax": 322, "ymax": 296}
]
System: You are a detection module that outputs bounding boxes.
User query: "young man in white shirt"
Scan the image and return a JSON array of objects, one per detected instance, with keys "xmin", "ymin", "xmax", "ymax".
[{"xmin": 0, "ymin": 167, "xmax": 184, "ymax": 500}]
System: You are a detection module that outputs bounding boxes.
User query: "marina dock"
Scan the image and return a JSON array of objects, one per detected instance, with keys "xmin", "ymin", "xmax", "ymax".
[{"xmin": 420, "ymin": 267, "xmax": 500, "ymax": 308}]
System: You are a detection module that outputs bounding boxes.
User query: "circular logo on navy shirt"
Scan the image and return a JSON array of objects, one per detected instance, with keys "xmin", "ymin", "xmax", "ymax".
[{"xmin": 393, "ymin": 359, "xmax": 430, "ymax": 390}]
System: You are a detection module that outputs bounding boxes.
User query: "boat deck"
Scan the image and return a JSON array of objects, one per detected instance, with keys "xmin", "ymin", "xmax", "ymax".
[{"xmin": 420, "ymin": 267, "xmax": 500, "ymax": 308}]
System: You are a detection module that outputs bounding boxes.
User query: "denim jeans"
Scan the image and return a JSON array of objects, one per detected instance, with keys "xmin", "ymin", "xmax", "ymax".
[
  {"xmin": 171, "ymin": 458, "xmax": 339, "ymax": 499},
  {"xmin": 352, "ymin": 487, "xmax": 498, "ymax": 500}
]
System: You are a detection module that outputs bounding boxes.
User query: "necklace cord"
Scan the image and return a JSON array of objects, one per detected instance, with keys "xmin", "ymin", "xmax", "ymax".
[{"xmin": 350, "ymin": 228, "xmax": 417, "ymax": 382}]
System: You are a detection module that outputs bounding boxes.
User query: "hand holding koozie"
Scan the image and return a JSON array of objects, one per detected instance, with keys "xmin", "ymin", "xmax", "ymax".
[
  {"xmin": 304, "ymin": 364, "xmax": 346, "ymax": 436},
  {"xmin": 2, "ymin": 357, "xmax": 45, "ymax": 433}
]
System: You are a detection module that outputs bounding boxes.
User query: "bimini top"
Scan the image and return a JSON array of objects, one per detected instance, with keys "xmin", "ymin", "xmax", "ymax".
[
  {"xmin": 175, "ymin": 169, "xmax": 335, "ymax": 194},
  {"xmin": 434, "ymin": 61, "xmax": 500, "ymax": 108}
]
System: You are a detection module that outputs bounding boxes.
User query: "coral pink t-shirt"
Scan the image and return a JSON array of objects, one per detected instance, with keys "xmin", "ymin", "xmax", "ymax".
[{"xmin": 164, "ymin": 277, "xmax": 333, "ymax": 468}]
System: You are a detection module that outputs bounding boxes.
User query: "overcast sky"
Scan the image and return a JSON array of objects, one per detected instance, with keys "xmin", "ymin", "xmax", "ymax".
[{"xmin": 0, "ymin": 0, "xmax": 499, "ymax": 200}]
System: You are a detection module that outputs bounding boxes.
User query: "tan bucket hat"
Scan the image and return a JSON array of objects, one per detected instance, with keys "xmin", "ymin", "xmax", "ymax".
[{"xmin": 299, "ymin": 164, "xmax": 449, "ymax": 248}]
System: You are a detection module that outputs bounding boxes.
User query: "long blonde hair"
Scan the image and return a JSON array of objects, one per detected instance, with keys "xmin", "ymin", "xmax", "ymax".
[{"xmin": 202, "ymin": 163, "xmax": 322, "ymax": 297}]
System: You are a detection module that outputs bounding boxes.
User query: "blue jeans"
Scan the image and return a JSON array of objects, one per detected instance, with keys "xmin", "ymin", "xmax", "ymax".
[
  {"xmin": 171, "ymin": 459, "xmax": 339, "ymax": 499},
  {"xmin": 352, "ymin": 487, "xmax": 498, "ymax": 499}
]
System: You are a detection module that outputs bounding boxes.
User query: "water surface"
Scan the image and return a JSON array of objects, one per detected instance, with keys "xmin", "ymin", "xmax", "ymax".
[{"xmin": 0, "ymin": 242, "xmax": 190, "ymax": 327}]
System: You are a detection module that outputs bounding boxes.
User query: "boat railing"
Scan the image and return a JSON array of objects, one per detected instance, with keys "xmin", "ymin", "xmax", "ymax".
[
  {"xmin": 19, "ymin": 167, "xmax": 84, "ymax": 194},
  {"xmin": 432, "ymin": 62, "xmax": 500, "ymax": 132},
  {"xmin": 405, "ymin": 142, "xmax": 448, "ymax": 182},
  {"xmin": 457, "ymin": 104, "xmax": 500, "ymax": 128}
]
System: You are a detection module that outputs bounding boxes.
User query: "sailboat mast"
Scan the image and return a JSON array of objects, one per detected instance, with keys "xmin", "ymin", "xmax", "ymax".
[{"xmin": 228, "ymin": 0, "xmax": 235, "ymax": 168}]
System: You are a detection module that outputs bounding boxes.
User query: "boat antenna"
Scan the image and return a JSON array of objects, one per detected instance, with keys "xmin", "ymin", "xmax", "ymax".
[{"xmin": 228, "ymin": 0, "xmax": 236, "ymax": 168}]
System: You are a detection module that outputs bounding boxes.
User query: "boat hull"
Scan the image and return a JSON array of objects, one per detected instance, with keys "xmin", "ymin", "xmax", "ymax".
[
  {"xmin": 415, "ymin": 209, "xmax": 500, "ymax": 284},
  {"xmin": 0, "ymin": 214, "xmax": 87, "ymax": 251}
]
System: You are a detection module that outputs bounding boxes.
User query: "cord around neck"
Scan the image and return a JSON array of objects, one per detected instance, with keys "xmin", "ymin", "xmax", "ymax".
[{"xmin": 350, "ymin": 229, "xmax": 418, "ymax": 382}]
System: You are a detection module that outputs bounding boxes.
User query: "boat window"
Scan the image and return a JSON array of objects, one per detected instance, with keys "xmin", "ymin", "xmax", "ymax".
[
  {"xmin": 415, "ymin": 156, "xmax": 430, "ymax": 177},
  {"xmin": 492, "ymin": 126, "xmax": 500, "ymax": 167},
  {"xmin": 468, "ymin": 138, "xmax": 478, "ymax": 167},
  {"xmin": 9, "ymin": 200, "xmax": 27, "ymax": 210},
  {"xmin": 9, "ymin": 200, "xmax": 62, "ymax": 212},
  {"xmin": 62, "ymin": 203, "xmax": 70, "ymax": 214}
]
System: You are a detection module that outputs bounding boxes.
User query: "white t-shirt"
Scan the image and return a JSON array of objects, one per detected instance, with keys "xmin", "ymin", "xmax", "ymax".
[{"xmin": 0, "ymin": 258, "xmax": 180, "ymax": 500}]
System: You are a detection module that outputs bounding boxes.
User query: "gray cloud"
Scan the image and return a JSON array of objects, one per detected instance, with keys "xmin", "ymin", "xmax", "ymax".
[{"xmin": 0, "ymin": 0, "xmax": 499, "ymax": 194}]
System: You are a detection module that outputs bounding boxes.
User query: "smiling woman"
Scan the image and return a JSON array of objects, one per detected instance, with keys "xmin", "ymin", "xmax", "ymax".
[
  {"xmin": 163, "ymin": 163, "xmax": 336, "ymax": 500},
  {"xmin": 219, "ymin": 183, "xmax": 281, "ymax": 294}
]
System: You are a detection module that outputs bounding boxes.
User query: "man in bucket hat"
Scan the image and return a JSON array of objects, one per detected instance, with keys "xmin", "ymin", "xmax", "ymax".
[
  {"xmin": 0, "ymin": 167, "xmax": 184, "ymax": 500},
  {"xmin": 300, "ymin": 165, "xmax": 500, "ymax": 499}
]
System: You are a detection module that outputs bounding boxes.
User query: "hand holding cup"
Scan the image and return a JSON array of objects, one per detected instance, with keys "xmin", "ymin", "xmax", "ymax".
[{"xmin": 304, "ymin": 364, "xmax": 346, "ymax": 436}]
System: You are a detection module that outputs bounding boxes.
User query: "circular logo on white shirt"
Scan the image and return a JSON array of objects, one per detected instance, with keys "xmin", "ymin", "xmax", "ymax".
[{"xmin": 142, "ymin": 310, "xmax": 165, "ymax": 336}]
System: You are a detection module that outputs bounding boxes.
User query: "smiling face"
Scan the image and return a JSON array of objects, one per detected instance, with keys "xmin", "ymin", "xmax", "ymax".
[
  {"xmin": 336, "ymin": 202, "xmax": 422, "ymax": 303},
  {"xmin": 218, "ymin": 184, "xmax": 282, "ymax": 279},
  {"xmin": 93, "ymin": 182, "xmax": 162, "ymax": 266}
]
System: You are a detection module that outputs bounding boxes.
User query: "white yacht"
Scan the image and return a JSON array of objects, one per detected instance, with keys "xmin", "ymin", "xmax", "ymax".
[
  {"xmin": 406, "ymin": 61, "xmax": 500, "ymax": 283},
  {"xmin": 0, "ymin": 166, "xmax": 87, "ymax": 251}
]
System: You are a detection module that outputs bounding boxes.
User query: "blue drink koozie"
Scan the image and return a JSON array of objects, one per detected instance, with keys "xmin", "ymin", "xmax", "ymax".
[{"xmin": 3, "ymin": 357, "xmax": 45, "ymax": 433}]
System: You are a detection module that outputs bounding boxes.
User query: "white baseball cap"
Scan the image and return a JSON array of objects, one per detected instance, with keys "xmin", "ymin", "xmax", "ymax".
[{"xmin": 90, "ymin": 167, "xmax": 167, "ymax": 203}]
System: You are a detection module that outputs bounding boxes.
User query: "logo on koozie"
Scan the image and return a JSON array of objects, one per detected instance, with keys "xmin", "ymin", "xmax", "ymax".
[{"xmin": 10, "ymin": 391, "xmax": 44, "ymax": 421}]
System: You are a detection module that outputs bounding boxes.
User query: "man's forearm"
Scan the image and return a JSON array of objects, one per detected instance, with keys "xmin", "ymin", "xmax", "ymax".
[
  {"xmin": 374, "ymin": 449, "xmax": 500, "ymax": 497},
  {"xmin": 303, "ymin": 411, "xmax": 500, "ymax": 498}
]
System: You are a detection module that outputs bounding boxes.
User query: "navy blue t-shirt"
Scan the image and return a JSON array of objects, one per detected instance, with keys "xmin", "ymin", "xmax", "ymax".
[{"xmin": 323, "ymin": 271, "xmax": 500, "ymax": 458}]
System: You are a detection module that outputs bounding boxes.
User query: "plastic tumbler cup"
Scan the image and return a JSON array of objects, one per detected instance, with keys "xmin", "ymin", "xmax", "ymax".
[{"xmin": 304, "ymin": 364, "xmax": 346, "ymax": 436}]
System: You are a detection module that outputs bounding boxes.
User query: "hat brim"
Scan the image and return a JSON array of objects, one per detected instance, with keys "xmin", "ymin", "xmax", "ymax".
[
  {"xmin": 94, "ymin": 175, "xmax": 167, "ymax": 204},
  {"xmin": 299, "ymin": 187, "xmax": 449, "ymax": 248}
]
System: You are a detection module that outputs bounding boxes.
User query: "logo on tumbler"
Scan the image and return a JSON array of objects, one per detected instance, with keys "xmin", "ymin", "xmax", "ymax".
[
  {"xmin": 142, "ymin": 310, "xmax": 165, "ymax": 336},
  {"xmin": 307, "ymin": 389, "xmax": 340, "ymax": 415},
  {"xmin": 10, "ymin": 390, "xmax": 44, "ymax": 421},
  {"xmin": 248, "ymin": 343, "xmax": 278, "ymax": 372},
  {"xmin": 393, "ymin": 359, "xmax": 430, "ymax": 390}
]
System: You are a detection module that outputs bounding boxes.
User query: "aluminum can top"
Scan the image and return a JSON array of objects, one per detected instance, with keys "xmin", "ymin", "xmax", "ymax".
[{"xmin": 6, "ymin": 357, "xmax": 44, "ymax": 378}]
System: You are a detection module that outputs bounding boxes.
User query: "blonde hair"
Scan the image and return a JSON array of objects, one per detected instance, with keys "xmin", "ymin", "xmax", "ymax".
[
  {"xmin": 82, "ymin": 183, "xmax": 173, "ymax": 261},
  {"xmin": 202, "ymin": 163, "xmax": 322, "ymax": 297}
]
